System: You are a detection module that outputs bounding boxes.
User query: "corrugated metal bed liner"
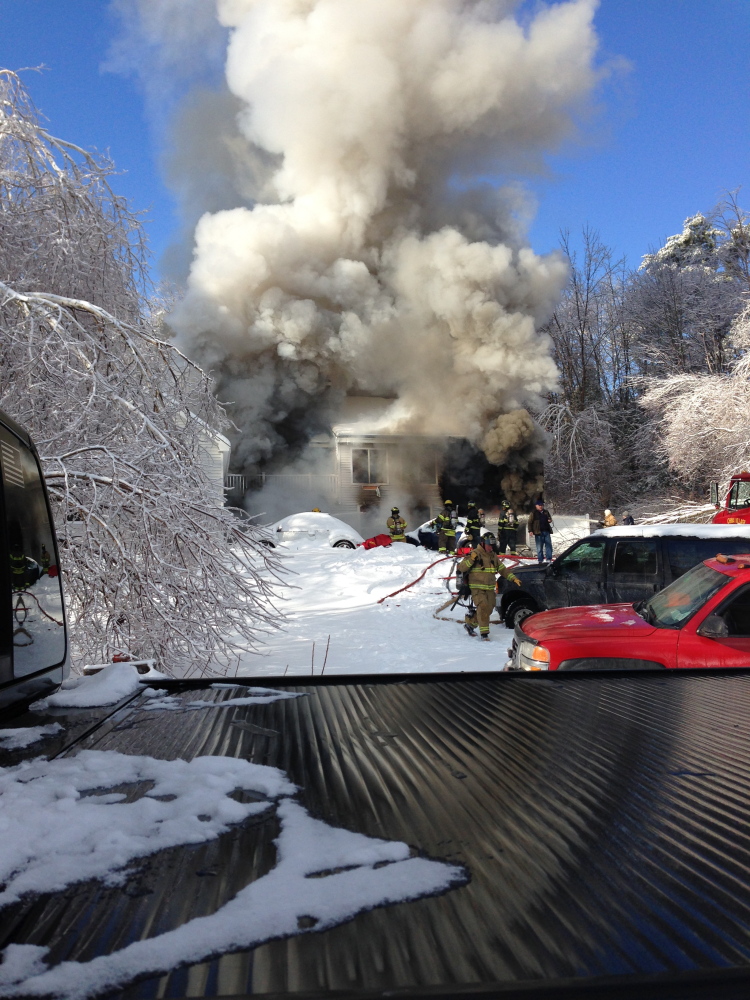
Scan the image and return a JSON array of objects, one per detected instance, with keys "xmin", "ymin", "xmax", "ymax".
[{"xmin": 4, "ymin": 669, "xmax": 750, "ymax": 999}]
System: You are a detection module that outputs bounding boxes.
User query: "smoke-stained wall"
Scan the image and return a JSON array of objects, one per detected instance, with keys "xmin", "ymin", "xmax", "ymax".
[{"xmin": 113, "ymin": 0, "xmax": 602, "ymax": 502}]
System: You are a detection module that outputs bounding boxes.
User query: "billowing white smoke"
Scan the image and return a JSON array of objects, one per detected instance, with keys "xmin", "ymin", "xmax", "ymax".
[{"xmin": 160, "ymin": 0, "xmax": 600, "ymax": 476}]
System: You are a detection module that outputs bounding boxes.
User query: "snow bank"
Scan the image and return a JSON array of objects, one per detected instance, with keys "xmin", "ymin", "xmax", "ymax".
[
  {"xmin": 240, "ymin": 544, "xmax": 514, "ymax": 676},
  {"xmin": 0, "ymin": 724, "xmax": 62, "ymax": 751},
  {"xmin": 0, "ymin": 750, "xmax": 465, "ymax": 998},
  {"xmin": 30, "ymin": 664, "xmax": 166, "ymax": 711}
]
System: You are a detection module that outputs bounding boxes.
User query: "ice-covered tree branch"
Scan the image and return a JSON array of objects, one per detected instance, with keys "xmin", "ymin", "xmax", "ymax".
[{"xmin": 0, "ymin": 69, "xmax": 280, "ymax": 676}]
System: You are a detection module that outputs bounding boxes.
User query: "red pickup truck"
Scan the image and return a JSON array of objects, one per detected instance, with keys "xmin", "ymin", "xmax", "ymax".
[{"xmin": 506, "ymin": 552, "xmax": 750, "ymax": 671}]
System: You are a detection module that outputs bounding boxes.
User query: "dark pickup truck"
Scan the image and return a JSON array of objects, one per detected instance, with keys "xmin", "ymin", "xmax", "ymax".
[{"xmin": 496, "ymin": 525, "xmax": 750, "ymax": 629}]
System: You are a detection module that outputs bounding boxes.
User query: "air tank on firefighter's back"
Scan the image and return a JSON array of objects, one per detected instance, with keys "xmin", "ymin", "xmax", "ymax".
[
  {"xmin": 439, "ymin": 437, "xmax": 544, "ymax": 513},
  {"xmin": 0, "ymin": 407, "xmax": 69, "ymax": 710}
]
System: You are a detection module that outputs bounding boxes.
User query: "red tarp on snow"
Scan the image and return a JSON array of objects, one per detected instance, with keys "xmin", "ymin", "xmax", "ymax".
[{"xmin": 362, "ymin": 533, "xmax": 393, "ymax": 550}]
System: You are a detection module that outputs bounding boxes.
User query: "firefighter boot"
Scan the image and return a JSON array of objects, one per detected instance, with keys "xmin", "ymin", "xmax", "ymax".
[{"xmin": 464, "ymin": 623, "xmax": 477, "ymax": 637}]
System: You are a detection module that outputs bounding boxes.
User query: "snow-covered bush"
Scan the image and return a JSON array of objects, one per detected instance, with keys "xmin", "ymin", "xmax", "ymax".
[{"xmin": 0, "ymin": 70, "xmax": 278, "ymax": 675}]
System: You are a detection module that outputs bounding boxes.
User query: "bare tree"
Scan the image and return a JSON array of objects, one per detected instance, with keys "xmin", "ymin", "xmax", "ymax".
[{"xmin": 0, "ymin": 70, "xmax": 279, "ymax": 675}]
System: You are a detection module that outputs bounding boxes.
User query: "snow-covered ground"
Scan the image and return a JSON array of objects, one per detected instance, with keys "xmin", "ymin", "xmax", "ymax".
[{"xmin": 239, "ymin": 543, "xmax": 516, "ymax": 677}]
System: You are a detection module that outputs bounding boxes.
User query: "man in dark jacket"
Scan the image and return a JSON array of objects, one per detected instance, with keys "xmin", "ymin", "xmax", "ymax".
[
  {"xmin": 459, "ymin": 533, "xmax": 521, "ymax": 640},
  {"xmin": 528, "ymin": 501, "xmax": 553, "ymax": 564}
]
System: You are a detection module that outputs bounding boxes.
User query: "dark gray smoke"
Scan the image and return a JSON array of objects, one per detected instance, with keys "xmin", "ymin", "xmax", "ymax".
[{"xmin": 113, "ymin": 0, "xmax": 602, "ymax": 485}]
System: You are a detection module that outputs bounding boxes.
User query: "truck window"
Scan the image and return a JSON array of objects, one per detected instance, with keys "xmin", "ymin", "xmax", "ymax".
[
  {"xmin": 556, "ymin": 539, "xmax": 605, "ymax": 578},
  {"xmin": 666, "ymin": 537, "xmax": 750, "ymax": 579},
  {"xmin": 716, "ymin": 586, "xmax": 750, "ymax": 636},
  {"xmin": 729, "ymin": 481, "xmax": 750, "ymax": 509},
  {"xmin": 612, "ymin": 540, "xmax": 657, "ymax": 575},
  {"xmin": 1, "ymin": 427, "xmax": 66, "ymax": 677}
]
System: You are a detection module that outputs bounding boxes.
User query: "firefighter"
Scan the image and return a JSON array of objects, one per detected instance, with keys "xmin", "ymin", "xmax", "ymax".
[
  {"xmin": 432, "ymin": 500, "xmax": 457, "ymax": 553},
  {"xmin": 465, "ymin": 502, "xmax": 481, "ymax": 546},
  {"xmin": 387, "ymin": 506, "xmax": 407, "ymax": 542},
  {"xmin": 459, "ymin": 532, "xmax": 521, "ymax": 640},
  {"xmin": 497, "ymin": 500, "xmax": 518, "ymax": 554}
]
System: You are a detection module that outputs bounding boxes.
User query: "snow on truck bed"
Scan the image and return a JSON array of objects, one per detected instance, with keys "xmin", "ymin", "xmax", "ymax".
[{"xmin": 593, "ymin": 523, "xmax": 750, "ymax": 539}]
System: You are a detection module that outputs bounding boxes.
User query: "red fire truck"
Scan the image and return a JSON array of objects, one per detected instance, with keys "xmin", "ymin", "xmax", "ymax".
[{"xmin": 711, "ymin": 471, "xmax": 750, "ymax": 523}]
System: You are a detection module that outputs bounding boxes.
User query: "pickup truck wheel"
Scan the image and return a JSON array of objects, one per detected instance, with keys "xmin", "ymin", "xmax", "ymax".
[
  {"xmin": 504, "ymin": 598, "xmax": 536, "ymax": 630},
  {"xmin": 333, "ymin": 539, "xmax": 356, "ymax": 549}
]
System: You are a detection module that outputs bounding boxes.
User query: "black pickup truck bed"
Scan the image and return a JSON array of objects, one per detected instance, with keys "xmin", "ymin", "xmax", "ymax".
[{"xmin": 3, "ymin": 670, "xmax": 750, "ymax": 1000}]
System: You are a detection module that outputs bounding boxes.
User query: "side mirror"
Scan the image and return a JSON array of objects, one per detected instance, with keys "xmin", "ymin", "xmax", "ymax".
[
  {"xmin": 710, "ymin": 482, "xmax": 719, "ymax": 506},
  {"xmin": 697, "ymin": 614, "xmax": 729, "ymax": 639}
]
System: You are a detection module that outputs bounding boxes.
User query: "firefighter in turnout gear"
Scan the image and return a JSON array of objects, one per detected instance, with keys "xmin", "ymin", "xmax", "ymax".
[
  {"xmin": 459, "ymin": 533, "xmax": 521, "ymax": 640},
  {"xmin": 465, "ymin": 502, "xmax": 481, "ymax": 546},
  {"xmin": 432, "ymin": 500, "xmax": 457, "ymax": 553},
  {"xmin": 497, "ymin": 501, "xmax": 518, "ymax": 554},
  {"xmin": 387, "ymin": 507, "xmax": 407, "ymax": 542}
]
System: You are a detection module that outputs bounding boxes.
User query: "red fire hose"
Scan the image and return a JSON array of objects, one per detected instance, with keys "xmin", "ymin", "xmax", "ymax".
[{"xmin": 376, "ymin": 556, "xmax": 453, "ymax": 604}]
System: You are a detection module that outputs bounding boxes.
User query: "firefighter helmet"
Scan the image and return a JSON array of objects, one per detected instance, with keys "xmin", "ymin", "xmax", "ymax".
[
  {"xmin": 481, "ymin": 531, "xmax": 496, "ymax": 545},
  {"xmin": 312, "ymin": 507, "xmax": 321, "ymax": 512},
  {"xmin": 444, "ymin": 499, "xmax": 453, "ymax": 507},
  {"xmin": 467, "ymin": 501, "xmax": 476, "ymax": 509},
  {"xmin": 391, "ymin": 506, "xmax": 399, "ymax": 514},
  {"xmin": 502, "ymin": 501, "xmax": 510, "ymax": 509}
]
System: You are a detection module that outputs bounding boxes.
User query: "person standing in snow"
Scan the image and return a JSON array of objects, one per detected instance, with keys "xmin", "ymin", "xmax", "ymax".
[
  {"xmin": 622, "ymin": 511, "xmax": 635, "ymax": 525},
  {"xmin": 387, "ymin": 507, "xmax": 407, "ymax": 542},
  {"xmin": 432, "ymin": 500, "xmax": 457, "ymax": 553},
  {"xmin": 497, "ymin": 501, "xmax": 518, "ymax": 554},
  {"xmin": 464, "ymin": 502, "xmax": 481, "ymax": 546},
  {"xmin": 528, "ymin": 501, "xmax": 554, "ymax": 564},
  {"xmin": 600, "ymin": 509, "xmax": 617, "ymax": 528},
  {"xmin": 459, "ymin": 532, "xmax": 521, "ymax": 640}
]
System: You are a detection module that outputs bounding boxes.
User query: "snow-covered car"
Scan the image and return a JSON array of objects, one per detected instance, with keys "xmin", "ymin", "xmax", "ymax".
[{"xmin": 269, "ymin": 511, "xmax": 364, "ymax": 549}]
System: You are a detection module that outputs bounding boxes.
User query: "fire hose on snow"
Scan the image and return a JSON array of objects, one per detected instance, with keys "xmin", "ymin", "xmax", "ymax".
[
  {"xmin": 375, "ymin": 550, "xmax": 535, "ymax": 625},
  {"xmin": 376, "ymin": 555, "xmax": 453, "ymax": 604}
]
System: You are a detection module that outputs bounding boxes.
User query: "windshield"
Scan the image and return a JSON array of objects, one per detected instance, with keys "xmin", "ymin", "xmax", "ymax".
[{"xmin": 642, "ymin": 563, "xmax": 728, "ymax": 628}]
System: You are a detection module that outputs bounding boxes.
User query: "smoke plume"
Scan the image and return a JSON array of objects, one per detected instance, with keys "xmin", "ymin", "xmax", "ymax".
[{"xmin": 121, "ymin": 0, "xmax": 602, "ymax": 484}]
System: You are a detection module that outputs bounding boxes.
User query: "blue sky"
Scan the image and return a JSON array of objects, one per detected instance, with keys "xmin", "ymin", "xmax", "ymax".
[{"xmin": 0, "ymin": 0, "xmax": 748, "ymax": 277}]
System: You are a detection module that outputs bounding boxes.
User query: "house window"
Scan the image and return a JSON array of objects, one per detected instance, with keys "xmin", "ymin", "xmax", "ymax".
[
  {"xmin": 352, "ymin": 448, "xmax": 387, "ymax": 484},
  {"xmin": 412, "ymin": 453, "xmax": 437, "ymax": 484}
]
